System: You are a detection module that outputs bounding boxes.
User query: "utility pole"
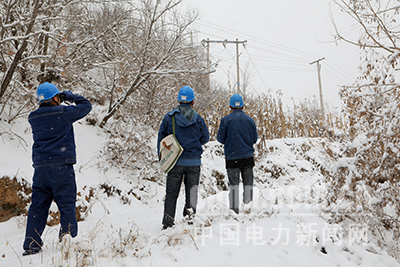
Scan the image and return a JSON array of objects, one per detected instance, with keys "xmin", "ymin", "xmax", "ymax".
[
  {"xmin": 205, "ymin": 38, "xmax": 211, "ymax": 90},
  {"xmin": 310, "ymin": 57, "xmax": 325, "ymax": 123},
  {"xmin": 201, "ymin": 38, "xmax": 247, "ymax": 93},
  {"xmin": 236, "ymin": 38, "xmax": 241, "ymax": 93}
]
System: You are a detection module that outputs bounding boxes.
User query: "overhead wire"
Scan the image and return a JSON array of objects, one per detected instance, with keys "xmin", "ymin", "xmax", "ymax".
[
  {"xmin": 322, "ymin": 69, "xmax": 349, "ymax": 85},
  {"xmin": 211, "ymin": 38, "xmax": 260, "ymax": 96},
  {"xmin": 244, "ymin": 55, "xmax": 309, "ymax": 67},
  {"xmin": 322, "ymin": 67, "xmax": 352, "ymax": 85},
  {"xmin": 208, "ymin": 46, "xmax": 231, "ymax": 70},
  {"xmin": 239, "ymin": 0, "xmax": 304, "ymax": 34},
  {"xmin": 244, "ymin": 53, "xmax": 308, "ymax": 64},
  {"xmin": 324, "ymin": 59, "xmax": 356, "ymax": 81},
  {"xmin": 200, "ymin": 38, "xmax": 314, "ymax": 82},
  {"xmin": 244, "ymin": 48, "xmax": 269, "ymax": 91},
  {"xmin": 224, "ymin": 44, "xmax": 244, "ymax": 90},
  {"xmin": 229, "ymin": 0, "xmax": 276, "ymax": 27},
  {"xmin": 202, "ymin": 43, "xmax": 353, "ymax": 96},
  {"xmin": 216, "ymin": 62, "xmax": 243, "ymax": 93},
  {"xmin": 204, "ymin": 39, "xmax": 260, "ymax": 97},
  {"xmin": 208, "ymin": 45, "xmax": 237, "ymax": 89},
  {"xmin": 249, "ymin": 44, "xmax": 313, "ymax": 63},
  {"xmin": 196, "ymin": 20, "xmax": 318, "ymax": 60},
  {"xmin": 194, "ymin": 0, "xmax": 358, "ymax": 68},
  {"xmin": 241, "ymin": 58, "xmax": 312, "ymax": 70},
  {"xmin": 198, "ymin": 23, "xmax": 355, "ymax": 87},
  {"xmin": 249, "ymin": 65, "xmax": 314, "ymax": 72},
  {"xmin": 259, "ymin": 2, "xmax": 330, "ymax": 35},
  {"xmin": 194, "ymin": 2, "xmax": 358, "ymax": 95}
]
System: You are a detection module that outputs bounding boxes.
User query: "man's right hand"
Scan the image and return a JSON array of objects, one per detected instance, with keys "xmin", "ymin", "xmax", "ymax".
[{"xmin": 61, "ymin": 90, "xmax": 74, "ymax": 101}]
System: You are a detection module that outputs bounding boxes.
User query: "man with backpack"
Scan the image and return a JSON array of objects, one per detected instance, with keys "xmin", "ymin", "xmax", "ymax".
[{"xmin": 157, "ymin": 86, "xmax": 209, "ymax": 229}]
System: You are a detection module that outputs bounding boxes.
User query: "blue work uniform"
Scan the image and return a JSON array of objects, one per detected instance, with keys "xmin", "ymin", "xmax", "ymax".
[
  {"xmin": 217, "ymin": 109, "xmax": 257, "ymax": 213},
  {"xmin": 157, "ymin": 104, "xmax": 209, "ymax": 228},
  {"xmin": 23, "ymin": 94, "xmax": 91, "ymax": 252}
]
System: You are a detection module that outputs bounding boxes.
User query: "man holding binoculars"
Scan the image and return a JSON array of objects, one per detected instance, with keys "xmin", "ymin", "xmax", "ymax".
[{"xmin": 23, "ymin": 82, "xmax": 92, "ymax": 256}]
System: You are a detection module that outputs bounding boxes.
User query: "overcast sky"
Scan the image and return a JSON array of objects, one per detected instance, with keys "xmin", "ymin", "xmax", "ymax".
[{"xmin": 183, "ymin": 0, "xmax": 361, "ymax": 108}]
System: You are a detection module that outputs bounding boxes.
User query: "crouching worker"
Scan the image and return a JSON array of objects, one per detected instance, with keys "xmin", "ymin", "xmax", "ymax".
[
  {"xmin": 157, "ymin": 86, "xmax": 209, "ymax": 229},
  {"xmin": 23, "ymin": 82, "xmax": 92, "ymax": 256},
  {"xmin": 217, "ymin": 94, "xmax": 258, "ymax": 214}
]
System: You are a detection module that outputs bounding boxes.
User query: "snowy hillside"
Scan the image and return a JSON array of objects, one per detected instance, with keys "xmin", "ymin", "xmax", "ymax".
[{"xmin": 1, "ymin": 118, "xmax": 399, "ymax": 267}]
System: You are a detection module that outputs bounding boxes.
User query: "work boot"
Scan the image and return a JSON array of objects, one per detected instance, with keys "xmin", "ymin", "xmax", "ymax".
[{"xmin": 22, "ymin": 248, "xmax": 41, "ymax": 256}]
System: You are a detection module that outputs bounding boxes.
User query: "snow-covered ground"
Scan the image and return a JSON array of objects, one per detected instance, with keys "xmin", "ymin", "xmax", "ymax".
[{"xmin": 1, "ymin": 118, "xmax": 399, "ymax": 267}]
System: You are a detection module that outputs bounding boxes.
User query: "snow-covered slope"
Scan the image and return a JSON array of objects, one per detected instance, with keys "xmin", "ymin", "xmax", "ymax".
[{"xmin": 1, "ymin": 118, "xmax": 399, "ymax": 267}]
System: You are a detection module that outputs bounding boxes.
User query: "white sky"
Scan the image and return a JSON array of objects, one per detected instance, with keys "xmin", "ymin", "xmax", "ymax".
[{"xmin": 183, "ymin": 0, "xmax": 361, "ymax": 108}]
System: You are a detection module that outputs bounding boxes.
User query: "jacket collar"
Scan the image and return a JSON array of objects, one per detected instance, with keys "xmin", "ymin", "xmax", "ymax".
[
  {"xmin": 231, "ymin": 108, "xmax": 244, "ymax": 113},
  {"xmin": 39, "ymin": 102, "xmax": 57, "ymax": 108},
  {"xmin": 178, "ymin": 103, "xmax": 192, "ymax": 108}
]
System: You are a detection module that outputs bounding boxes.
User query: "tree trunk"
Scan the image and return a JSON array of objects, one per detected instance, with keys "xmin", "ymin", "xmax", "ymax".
[{"xmin": 0, "ymin": 0, "xmax": 42, "ymax": 100}]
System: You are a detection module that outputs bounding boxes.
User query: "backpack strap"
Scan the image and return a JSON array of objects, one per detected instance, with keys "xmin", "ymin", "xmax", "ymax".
[{"xmin": 172, "ymin": 115, "xmax": 176, "ymax": 137}]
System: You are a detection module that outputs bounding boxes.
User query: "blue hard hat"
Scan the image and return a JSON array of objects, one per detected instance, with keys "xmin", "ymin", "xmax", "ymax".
[
  {"xmin": 37, "ymin": 82, "xmax": 60, "ymax": 102},
  {"xmin": 229, "ymin": 93, "xmax": 244, "ymax": 108},
  {"xmin": 177, "ymin": 86, "xmax": 195, "ymax": 103}
]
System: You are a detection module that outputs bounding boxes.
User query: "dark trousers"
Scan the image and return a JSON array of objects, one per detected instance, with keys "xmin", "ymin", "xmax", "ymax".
[
  {"xmin": 162, "ymin": 165, "xmax": 200, "ymax": 227},
  {"xmin": 23, "ymin": 165, "xmax": 77, "ymax": 251},
  {"xmin": 227, "ymin": 166, "xmax": 254, "ymax": 214}
]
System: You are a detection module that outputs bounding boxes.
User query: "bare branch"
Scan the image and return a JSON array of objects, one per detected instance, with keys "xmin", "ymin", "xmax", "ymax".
[
  {"xmin": 0, "ymin": 0, "xmax": 42, "ymax": 100},
  {"xmin": 365, "ymin": 0, "xmax": 397, "ymax": 49}
]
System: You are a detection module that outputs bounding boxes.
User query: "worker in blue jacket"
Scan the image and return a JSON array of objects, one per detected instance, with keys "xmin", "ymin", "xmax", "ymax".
[
  {"xmin": 157, "ymin": 86, "xmax": 209, "ymax": 229},
  {"xmin": 23, "ymin": 82, "xmax": 92, "ymax": 256},
  {"xmin": 217, "ymin": 94, "xmax": 257, "ymax": 214}
]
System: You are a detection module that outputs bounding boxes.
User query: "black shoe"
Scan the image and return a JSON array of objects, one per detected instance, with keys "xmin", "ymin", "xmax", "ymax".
[
  {"xmin": 22, "ymin": 248, "xmax": 41, "ymax": 256},
  {"xmin": 162, "ymin": 223, "xmax": 174, "ymax": 230}
]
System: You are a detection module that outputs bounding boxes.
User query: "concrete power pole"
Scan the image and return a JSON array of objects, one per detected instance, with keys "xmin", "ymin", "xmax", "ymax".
[
  {"xmin": 201, "ymin": 39, "xmax": 247, "ymax": 93},
  {"xmin": 206, "ymin": 38, "xmax": 210, "ymax": 90},
  {"xmin": 310, "ymin": 57, "xmax": 325, "ymax": 123},
  {"xmin": 236, "ymin": 38, "xmax": 241, "ymax": 93}
]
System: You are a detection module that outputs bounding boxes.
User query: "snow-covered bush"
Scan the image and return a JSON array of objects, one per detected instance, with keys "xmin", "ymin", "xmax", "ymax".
[{"xmin": 327, "ymin": 0, "xmax": 400, "ymax": 260}]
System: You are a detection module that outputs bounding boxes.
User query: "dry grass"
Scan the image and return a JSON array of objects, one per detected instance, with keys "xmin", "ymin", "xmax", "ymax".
[
  {"xmin": 323, "ymin": 84, "xmax": 400, "ymax": 261},
  {"xmin": 199, "ymin": 92, "xmax": 344, "ymax": 149}
]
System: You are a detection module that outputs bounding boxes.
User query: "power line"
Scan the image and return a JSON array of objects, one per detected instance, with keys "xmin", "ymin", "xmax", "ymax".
[
  {"xmin": 259, "ymin": 2, "xmax": 329, "ymax": 36},
  {"xmin": 194, "ymin": 7, "xmax": 358, "ymax": 102},
  {"xmin": 239, "ymin": 0, "xmax": 303, "ymax": 34},
  {"xmin": 323, "ymin": 68, "xmax": 352, "ymax": 85},
  {"xmin": 216, "ymin": 63, "xmax": 237, "ymax": 90},
  {"xmin": 244, "ymin": 48, "xmax": 269, "ymax": 91},
  {"xmin": 324, "ymin": 59, "xmax": 355, "ymax": 81},
  {"xmin": 202, "ymin": 35, "xmax": 356, "ymax": 85},
  {"xmin": 197, "ymin": 20, "xmax": 318, "ymax": 59},
  {"xmin": 323, "ymin": 69, "xmax": 349, "ymax": 85},
  {"xmin": 249, "ymin": 45, "xmax": 312, "ymax": 63},
  {"xmin": 201, "ymin": 38, "xmax": 247, "ymax": 92},
  {"xmin": 247, "ymin": 66, "xmax": 314, "ymax": 72},
  {"xmin": 229, "ymin": 0, "xmax": 276, "ymax": 27},
  {"xmin": 203, "ymin": 39, "xmax": 261, "ymax": 96},
  {"xmin": 245, "ymin": 57, "xmax": 309, "ymax": 67}
]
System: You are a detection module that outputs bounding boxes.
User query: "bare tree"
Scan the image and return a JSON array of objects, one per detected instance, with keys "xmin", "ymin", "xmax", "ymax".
[
  {"xmin": 332, "ymin": 0, "xmax": 400, "ymax": 63},
  {"xmin": 0, "ymin": 0, "xmax": 79, "ymax": 120},
  {"xmin": 0, "ymin": 0, "xmax": 42, "ymax": 100},
  {"xmin": 99, "ymin": 0, "xmax": 201, "ymax": 127}
]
